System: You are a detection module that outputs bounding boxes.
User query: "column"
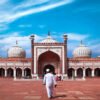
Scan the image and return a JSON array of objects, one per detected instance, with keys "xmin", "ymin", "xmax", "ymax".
[
  {"xmin": 14, "ymin": 69, "xmax": 16, "ymax": 79},
  {"xmin": 24, "ymin": 70, "xmax": 26, "ymax": 77},
  {"xmin": 22, "ymin": 69, "xmax": 24, "ymax": 78},
  {"xmin": 5, "ymin": 69, "xmax": 7, "ymax": 77},
  {"xmin": 83, "ymin": 69, "xmax": 86, "ymax": 80},
  {"xmin": 63, "ymin": 34, "xmax": 68, "ymax": 74},
  {"xmin": 92, "ymin": 69, "xmax": 94, "ymax": 77},
  {"xmin": 74, "ymin": 69, "xmax": 77, "ymax": 78}
]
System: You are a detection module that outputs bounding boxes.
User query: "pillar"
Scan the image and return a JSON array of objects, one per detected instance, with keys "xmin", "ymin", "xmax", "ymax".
[
  {"xmin": 83, "ymin": 68, "xmax": 86, "ymax": 80},
  {"xmin": 92, "ymin": 69, "xmax": 94, "ymax": 77},
  {"xmin": 22, "ymin": 69, "xmax": 24, "ymax": 78},
  {"xmin": 14, "ymin": 69, "xmax": 16, "ymax": 79},
  {"xmin": 5, "ymin": 69, "xmax": 7, "ymax": 77},
  {"xmin": 74, "ymin": 69, "xmax": 77, "ymax": 77},
  {"xmin": 25, "ymin": 70, "xmax": 26, "ymax": 77}
]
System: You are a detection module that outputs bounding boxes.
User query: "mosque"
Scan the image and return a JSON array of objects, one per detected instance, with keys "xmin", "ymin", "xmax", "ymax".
[{"xmin": 0, "ymin": 33, "xmax": 100, "ymax": 80}]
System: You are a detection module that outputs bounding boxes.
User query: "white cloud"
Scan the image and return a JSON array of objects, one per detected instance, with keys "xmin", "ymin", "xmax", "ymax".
[
  {"xmin": 38, "ymin": 25, "xmax": 46, "ymax": 29},
  {"xmin": 49, "ymin": 32, "xmax": 89, "ymax": 42},
  {"xmin": 0, "ymin": 24, "xmax": 8, "ymax": 31},
  {"xmin": 0, "ymin": 0, "xmax": 74, "ymax": 24},
  {"xmin": 0, "ymin": 0, "xmax": 74, "ymax": 32},
  {"xmin": 90, "ymin": 44, "xmax": 100, "ymax": 54},
  {"xmin": 67, "ymin": 33, "xmax": 89, "ymax": 41},
  {"xmin": 19, "ymin": 24, "xmax": 32, "ymax": 28},
  {"xmin": 10, "ymin": 0, "xmax": 74, "ymax": 22},
  {"xmin": 14, "ymin": 0, "xmax": 49, "ymax": 10},
  {"xmin": 0, "ymin": 0, "xmax": 8, "ymax": 5}
]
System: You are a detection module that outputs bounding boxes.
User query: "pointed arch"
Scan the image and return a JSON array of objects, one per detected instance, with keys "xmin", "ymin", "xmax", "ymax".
[
  {"xmin": 0, "ymin": 68, "xmax": 5, "ymax": 77},
  {"xmin": 7, "ymin": 68, "xmax": 13, "ymax": 77},
  {"xmin": 77, "ymin": 68, "xmax": 83, "ymax": 78},
  {"xmin": 16, "ymin": 68, "xmax": 22, "ymax": 78},
  {"xmin": 86, "ymin": 68, "xmax": 92, "ymax": 77},
  {"xmin": 24, "ymin": 68, "xmax": 31, "ymax": 78},
  {"xmin": 68, "ymin": 68, "xmax": 75, "ymax": 78},
  {"xmin": 94, "ymin": 68, "xmax": 100, "ymax": 77},
  {"xmin": 38, "ymin": 51, "xmax": 60, "ymax": 77}
]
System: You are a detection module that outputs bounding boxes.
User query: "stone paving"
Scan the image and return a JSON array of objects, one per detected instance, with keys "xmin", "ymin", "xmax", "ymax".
[{"xmin": 0, "ymin": 78, "xmax": 100, "ymax": 100}]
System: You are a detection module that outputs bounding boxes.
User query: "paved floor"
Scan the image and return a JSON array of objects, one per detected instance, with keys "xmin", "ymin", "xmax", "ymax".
[{"xmin": 0, "ymin": 78, "xmax": 100, "ymax": 100}]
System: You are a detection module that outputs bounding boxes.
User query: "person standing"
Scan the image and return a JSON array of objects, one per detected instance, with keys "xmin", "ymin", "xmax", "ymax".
[{"xmin": 43, "ymin": 68, "xmax": 57, "ymax": 99}]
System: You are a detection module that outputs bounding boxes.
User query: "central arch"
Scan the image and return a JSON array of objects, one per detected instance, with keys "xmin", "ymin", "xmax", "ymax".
[{"xmin": 38, "ymin": 51, "xmax": 60, "ymax": 77}]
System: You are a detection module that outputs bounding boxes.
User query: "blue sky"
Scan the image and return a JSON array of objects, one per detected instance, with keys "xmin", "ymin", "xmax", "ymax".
[{"xmin": 0, "ymin": 0, "xmax": 100, "ymax": 58}]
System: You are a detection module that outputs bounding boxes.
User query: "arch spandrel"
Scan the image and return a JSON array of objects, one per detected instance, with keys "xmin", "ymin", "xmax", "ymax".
[
  {"xmin": 38, "ymin": 50, "xmax": 60, "ymax": 62},
  {"xmin": 37, "ymin": 47, "xmax": 62, "ymax": 60}
]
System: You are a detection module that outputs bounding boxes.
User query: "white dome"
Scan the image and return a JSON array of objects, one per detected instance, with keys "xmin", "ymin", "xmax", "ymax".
[
  {"xmin": 8, "ymin": 45, "xmax": 26, "ymax": 58},
  {"xmin": 73, "ymin": 42, "xmax": 91, "ymax": 58},
  {"xmin": 41, "ymin": 34, "xmax": 58, "ymax": 43}
]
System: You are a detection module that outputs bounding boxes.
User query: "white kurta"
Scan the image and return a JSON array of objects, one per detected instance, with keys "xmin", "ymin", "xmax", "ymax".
[{"xmin": 43, "ymin": 73, "xmax": 57, "ymax": 98}]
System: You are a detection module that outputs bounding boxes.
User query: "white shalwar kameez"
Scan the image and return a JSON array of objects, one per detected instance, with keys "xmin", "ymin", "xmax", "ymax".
[{"xmin": 43, "ymin": 73, "xmax": 57, "ymax": 98}]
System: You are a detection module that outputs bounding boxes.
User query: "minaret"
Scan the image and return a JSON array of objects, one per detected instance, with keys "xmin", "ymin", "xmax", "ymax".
[
  {"xmin": 30, "ymin": 34, "xmax": 35, "ymax": 77},
  {"xmin": 63, "ymin": 34, "xmax": 68, "ymax": 75}
]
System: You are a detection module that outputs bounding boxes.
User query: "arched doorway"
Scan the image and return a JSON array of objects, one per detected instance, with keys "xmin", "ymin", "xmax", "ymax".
[
  {"xmin": 68, "ymin": 68, "xmax": 75, "ymax": 78},
  {"xmin": 94, "ymin": 68, "xmax": 100, "ymax": 77},
  {"xmin": 16, "ymin": 68, "xmax": 22, "ymax": 78},
  {"xmin": 38, "ymin": 51, "xmax": 60, "ymax": 77},
  {"xmin": 7, "ymin": 68, "xmax": 13, "ymax": 77},
  {"xmin": 24, "ymin": 68, "xmax": 31, "ymax": 78},
  {"xmin": 86, "ymin": 68, "xmax": 92, "ymax": 77},
  {"xmin": 77, "ymin": 68, "xmax": 83, "ymax": 78},
  {"xmin": 0, "ymin": 68, "xmax": 5, "ymax": 77}
]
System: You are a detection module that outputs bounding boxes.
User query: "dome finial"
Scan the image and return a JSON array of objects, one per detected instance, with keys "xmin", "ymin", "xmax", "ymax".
[
  {"xmin": 16, "ymin": 40, "xmax": 18, "ymax": 45},
  {"xmin": 80, "ymin": 40, "xmax": 83, "ymax": 45},
  {"xmin": 48, "ymin": 31, "xmax": 50, "ymax": 36},
  {"xmin": 80, "ymin": 40, "xmax": 84, "ymax": 46},
  {"xmin": 41, "ymin": 31, "xmax": 58, "ymax": 43}
]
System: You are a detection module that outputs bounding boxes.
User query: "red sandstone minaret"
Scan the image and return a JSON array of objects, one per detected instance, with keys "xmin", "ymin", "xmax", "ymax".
[
  {"xmin": 63, "ymin": 34, "xmax": 68, "ymax": 74},
  {"xmin": 30, "ymin": 34, "xmax": 35, "ymax": 77}
]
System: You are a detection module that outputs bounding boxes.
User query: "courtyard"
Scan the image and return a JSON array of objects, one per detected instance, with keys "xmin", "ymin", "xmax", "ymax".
[{"xmin": 0, "ymin": 78, "xmax": 100, "ymax": 100}]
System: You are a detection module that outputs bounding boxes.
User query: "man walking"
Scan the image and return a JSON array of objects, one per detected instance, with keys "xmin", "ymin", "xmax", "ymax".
[{"xmin": 43, "ymin": 68, "xmax": 57, "ymax": 99}]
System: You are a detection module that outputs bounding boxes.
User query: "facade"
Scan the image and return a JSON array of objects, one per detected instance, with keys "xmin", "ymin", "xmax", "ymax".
[{"xmin": 0, "ymin": 34, "xmax": 100, "ymax": 79}]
